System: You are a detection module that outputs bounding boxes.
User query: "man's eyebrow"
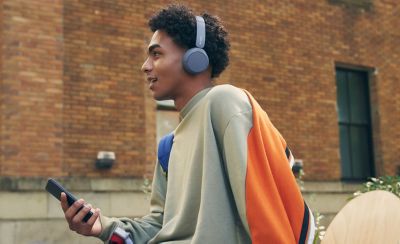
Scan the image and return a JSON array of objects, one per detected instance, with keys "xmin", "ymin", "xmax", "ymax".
[{"xmin": 148, "ymin": 44, "xmax": 161, "ymax": 54}]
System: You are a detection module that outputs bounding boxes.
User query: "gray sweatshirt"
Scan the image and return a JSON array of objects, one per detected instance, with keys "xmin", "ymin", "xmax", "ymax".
[{"xmin": 99, "ymin": 85, "xmax": 314, "ymax": 244}]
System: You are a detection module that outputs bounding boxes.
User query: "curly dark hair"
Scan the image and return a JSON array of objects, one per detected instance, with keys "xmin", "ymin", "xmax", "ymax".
[{"xmin": 148, "ymin": 4, "xmax": 230, "ymax": 78}]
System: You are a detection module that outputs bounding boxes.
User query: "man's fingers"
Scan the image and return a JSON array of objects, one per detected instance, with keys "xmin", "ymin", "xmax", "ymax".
[
  {"xmin": 86, "ymin": 208, "xmax": 100, "ymax": 226},
  {"xmin": 59, "ymin": 195, "xmax": 101, "ymax": 237},
  {"xmin": 60, "ymin": 192, "xmax": 69, "ymax": 212},
  {"xmin": 72, "ymin": 204, "xmax": 91, "ymax": 225},
  {"xmin": 64, "ymin": 199, "xmax": 85, "ymax": 220},
  {"xmin": 60, "ymin": 195, "xmax": 100, "ymax": 236}
]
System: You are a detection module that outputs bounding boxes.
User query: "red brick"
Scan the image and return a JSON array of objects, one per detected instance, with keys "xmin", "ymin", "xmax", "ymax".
[{"xmin": 0, "ymin": 1, "xmax": 398, "ymax": 180}]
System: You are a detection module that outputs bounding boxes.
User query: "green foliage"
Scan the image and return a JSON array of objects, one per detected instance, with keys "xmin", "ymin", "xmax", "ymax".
[
  {"xmin": 353, "ymin": 176, "xmax": 400, "ymax": 198},
  {"xmin": 141, "ymin": 177, "xmax": 152, "ymax": 195},
  {"xmin": 312, "ymin": 212, "xmax": 325, "ymax": 244},
  {"xmin": 295, "ymin": 168, "xmax": 305, "ymax": 191}
]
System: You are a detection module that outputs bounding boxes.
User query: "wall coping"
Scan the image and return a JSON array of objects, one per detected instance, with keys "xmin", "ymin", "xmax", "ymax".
[
  {"xmin": 302, "ymin": 181, "xmax": 363, "ymax": 193},
  {"xmin": 0, "ymin": 177, "xmax": 147, "ymax": 192},
  {"xmin": 0, "ymin": 177, "xmax": 363, "ymax": 193}
]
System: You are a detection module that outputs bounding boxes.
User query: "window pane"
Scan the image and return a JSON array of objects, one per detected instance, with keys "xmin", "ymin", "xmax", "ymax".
[
  {"xmin": 348, "ymin": 72, "xmax": 370, "ymax": 124},
  {"xmin": 339, "ymin": 125, "xmax": 352, "ymax": 178},
  {"xmin": 336, "ymin": 70, "xmax": 349, "ymax": 123},
  {"xmin": 350, "ymin": 126, "xmax": 372, "ymax": 179}
]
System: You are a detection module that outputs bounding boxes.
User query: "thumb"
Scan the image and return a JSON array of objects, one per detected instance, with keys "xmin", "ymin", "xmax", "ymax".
[{"xmin": 60, "ymin": 192, "xmax": 70, "ymax": 212}]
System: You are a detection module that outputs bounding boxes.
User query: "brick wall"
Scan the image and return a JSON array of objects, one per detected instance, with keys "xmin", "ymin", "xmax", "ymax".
[
  {"xmin": 210, "ymin": 0, "xmax": 400, "ymax": 180},
  {"xmin": 0, "ymin": 0, "xmax": 398, "ymax": 180},
  {"xmin": 62, "ymin": 1, "xmax": 150, "ymax": 177},
  {"xmin": 0, "ymin": 0, "xmax": 64, "ymax": 176}
]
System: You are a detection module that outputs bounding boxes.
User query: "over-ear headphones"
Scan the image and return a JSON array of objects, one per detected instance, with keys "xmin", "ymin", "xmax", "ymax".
[{"xmin": 182, "ymin": 16, "xmax": 209, "ymax": 75}]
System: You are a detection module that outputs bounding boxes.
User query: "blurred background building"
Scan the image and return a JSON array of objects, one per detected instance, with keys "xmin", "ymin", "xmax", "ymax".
[{"xmin": 0, "ymin": 0, "xmax": 399, "ymax": 243}]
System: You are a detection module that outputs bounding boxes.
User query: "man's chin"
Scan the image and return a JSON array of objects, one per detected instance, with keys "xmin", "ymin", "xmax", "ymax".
[
  {"xmin": 153, "ymin": 94, "xmax": 170, "ymax": 101},
  {"xmin": 150, "ymin": 91, "xmax": 162, "ymax": 100},
  {"xmin": 154, "ymin": 96, "xmax": 165, "ymax": 101},
  {"xmin": 150, "ymin": 90, "xmax": 173, "ymax": 101}
]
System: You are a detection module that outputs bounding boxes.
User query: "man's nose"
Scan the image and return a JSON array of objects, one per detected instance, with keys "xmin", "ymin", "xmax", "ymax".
[{"xmin": 141, "ymin": 58, "xmax": 152, "ymax": 73}]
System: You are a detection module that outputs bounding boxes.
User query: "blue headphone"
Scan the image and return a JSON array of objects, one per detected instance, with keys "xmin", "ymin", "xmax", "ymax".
[{"xmin": 182, "ymin": 16, "xmax": 209, "ymax": 75}]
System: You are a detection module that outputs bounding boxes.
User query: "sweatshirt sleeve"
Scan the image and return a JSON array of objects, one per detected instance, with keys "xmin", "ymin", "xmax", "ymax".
[
  {"xmin": 98, "ymin": 163, "xmax": 166, "ymax": 243},
  {"xmin": 220, "ymin": 109, "xmax": 254, "ymax": 235}
]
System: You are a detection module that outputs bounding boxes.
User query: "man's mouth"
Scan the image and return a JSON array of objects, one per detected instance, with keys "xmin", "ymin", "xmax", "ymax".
[{"xmin": 147, "ymin": 77, "xmax": 158, "ymax": 89}]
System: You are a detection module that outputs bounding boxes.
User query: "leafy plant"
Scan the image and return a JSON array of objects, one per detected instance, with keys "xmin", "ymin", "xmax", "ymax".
[
  {"xmin": 353, "ymin": 176, "xmax": 400, "ymax": 198},
  {"xmin": 141, "ymin": 177, "xmax": 152, "ymax": 195},
  {"xmin": 313, "ymin": 212, "xmax": 326, "ymax": 244}
]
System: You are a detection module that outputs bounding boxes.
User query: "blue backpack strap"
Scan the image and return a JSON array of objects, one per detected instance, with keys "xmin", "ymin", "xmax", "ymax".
[{"xmin": 157, "ymin": 132, "xmax": 174, "ymax": 173}]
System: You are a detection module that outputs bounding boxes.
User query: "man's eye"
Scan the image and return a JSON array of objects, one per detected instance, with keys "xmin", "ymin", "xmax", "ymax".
[{"xmin": 152, "ymin": 51, "xmax": 161, "ymax": 57}]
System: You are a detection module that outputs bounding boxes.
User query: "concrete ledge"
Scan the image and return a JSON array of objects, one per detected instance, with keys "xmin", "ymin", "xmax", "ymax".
[
  {"xmin": 0, "ymin": 178, "xmax": 363, "ymax": 193},
  {"xmin": 301, "ymin": 181, "xmax": 363, "ymax": 229},
  {"xmin": 0, "ymin": 177, "xmax": 153, "ymax": 222},
  {"xmin": 0, "ymin": 191, "xmax": 150, "ymax": 220},
  {"xmin": 303, "ymin": 192, "xmax": 352, "ymax": 214},
  {"xmin": 0, "ymin": 177, "xmax": 147, "ymax": 192},
  {"xmin": 0, "ymin": 192, "xmax": 47, "ymax": 219},
  {"xmin": 0, "ymin": 219, "xmax": 102, "ymax": 244},
  {"xmin": 0, "ymin": 178, "xmax": 364, "ymax": 238},
  {"xmin": 301, "ymin": 181, "xmax": 362, "ymax": 193}
]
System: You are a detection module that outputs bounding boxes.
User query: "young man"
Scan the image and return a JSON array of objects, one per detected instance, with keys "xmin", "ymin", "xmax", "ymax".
[{"xmin": 61, "ymin": 4, "xmax": 315, "ymax": 244}]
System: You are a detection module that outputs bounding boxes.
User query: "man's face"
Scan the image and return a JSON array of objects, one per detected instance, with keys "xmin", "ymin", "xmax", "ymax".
[{"xmin": 141, "ymin": 30, "xmax": 188, "ymax": 101}]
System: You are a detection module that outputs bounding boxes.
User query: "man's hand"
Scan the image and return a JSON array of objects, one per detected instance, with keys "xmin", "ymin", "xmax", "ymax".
[{"xmin": 61, "ymin": 192, "xmax": 102, "ymax": 237}]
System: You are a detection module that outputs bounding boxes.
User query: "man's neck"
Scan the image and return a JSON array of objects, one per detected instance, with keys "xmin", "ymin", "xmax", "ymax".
[{"xmin": 174, "ymin": 77, "xmax": 213, "ymax": 111}]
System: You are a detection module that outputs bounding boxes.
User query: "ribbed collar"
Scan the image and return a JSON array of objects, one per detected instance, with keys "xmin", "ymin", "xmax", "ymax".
[{"xmin": 179, "ymin": 87, "xmax": 212, "ymax": 119}]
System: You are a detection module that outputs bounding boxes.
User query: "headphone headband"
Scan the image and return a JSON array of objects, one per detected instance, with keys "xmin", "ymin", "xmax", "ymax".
[
  {"xmin": 182, "ymin": 15, "xmax": 209, "ymax": 74},
  {"xmin": 195, "ymin": 16, "xmax": 205, "ymax": 49}
]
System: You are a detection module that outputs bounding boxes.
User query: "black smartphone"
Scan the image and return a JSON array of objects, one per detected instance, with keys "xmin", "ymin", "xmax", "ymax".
[{"xmin": 45, "ymin": 178, "xmax": 93, "ymax": 222}]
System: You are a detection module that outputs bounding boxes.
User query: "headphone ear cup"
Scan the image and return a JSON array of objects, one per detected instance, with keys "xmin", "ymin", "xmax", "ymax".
[{"xmin": 182, "ymin": 48, "xmax": 209, "ymax": 74}]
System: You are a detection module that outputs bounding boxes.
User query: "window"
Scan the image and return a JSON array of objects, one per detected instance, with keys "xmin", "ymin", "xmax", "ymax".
[{"xmin": 336, "ymin": 68, "xmax": 375, "ymax": 180}]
